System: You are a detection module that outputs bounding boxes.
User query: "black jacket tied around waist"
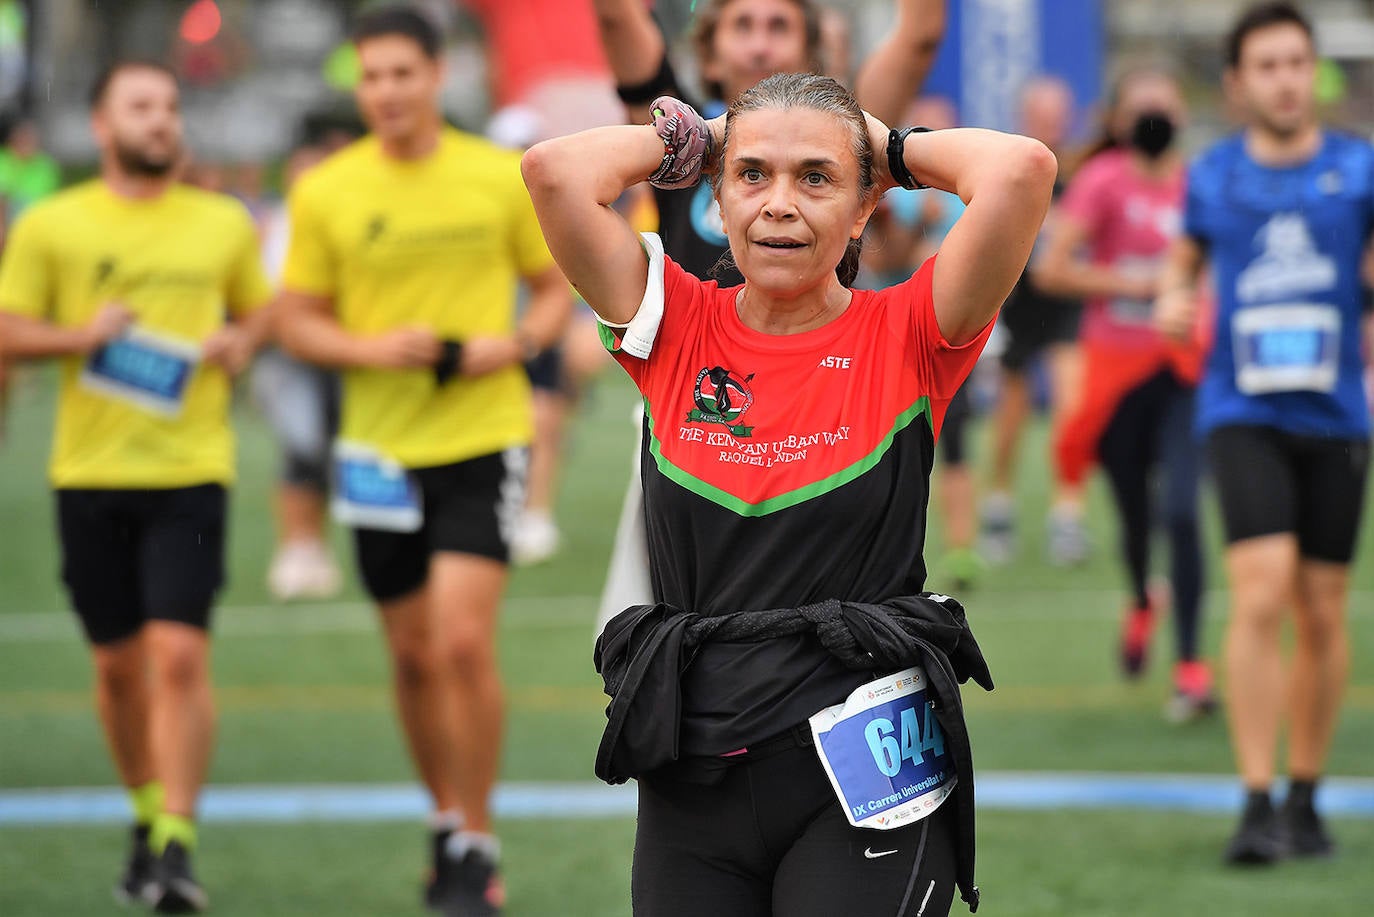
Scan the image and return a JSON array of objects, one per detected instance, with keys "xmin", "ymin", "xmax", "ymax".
[{"xmin": 593, "ymin": 593, "xmax": 994, "ymax": 912}]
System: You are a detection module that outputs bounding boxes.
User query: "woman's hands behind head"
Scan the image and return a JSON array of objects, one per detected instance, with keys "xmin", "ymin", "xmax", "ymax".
[
  {"xmin": 647, "ymin": 97, "xmax": 716, "ymax": 190},
  {"xmin": 863, "ymin": 111, "xmax": 895, "ymax": 195}
]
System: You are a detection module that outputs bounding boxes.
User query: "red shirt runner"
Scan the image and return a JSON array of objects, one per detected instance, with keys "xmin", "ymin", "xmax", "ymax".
[{"xmin": 604, "ymin": 253, "xmax": 993, "ymax": 754}]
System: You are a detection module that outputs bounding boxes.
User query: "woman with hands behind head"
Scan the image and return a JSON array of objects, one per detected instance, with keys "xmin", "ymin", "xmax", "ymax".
[{"xmin": 523, "ymin": 74, "xmax": 1054, "ymax": 916}]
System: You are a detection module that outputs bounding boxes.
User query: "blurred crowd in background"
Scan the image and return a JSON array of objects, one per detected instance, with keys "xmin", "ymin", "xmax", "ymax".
[{"xmin": 0, "ymin": 0, "xmax": 1372, "ymax": 588}]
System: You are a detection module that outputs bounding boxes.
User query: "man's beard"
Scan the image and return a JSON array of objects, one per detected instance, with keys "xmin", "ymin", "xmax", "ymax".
[
  {"xmin": 114, "ymin": 141, "xmax": 178, "ymax": 178},
  {"xmin": 1254, "ymin": 100, "xmax": 1309, "ymax": 141}
]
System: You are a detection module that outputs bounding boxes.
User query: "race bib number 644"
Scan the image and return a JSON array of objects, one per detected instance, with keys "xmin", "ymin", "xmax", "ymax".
[{"xmin": 808, "ymin": 667, "xmax": 956, "ymax": 831}]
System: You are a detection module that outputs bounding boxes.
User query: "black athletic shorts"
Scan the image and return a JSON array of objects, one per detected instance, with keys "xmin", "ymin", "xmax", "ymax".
[
  {"xmin": 633, "ymin": 729, "xmax": 958, "ymax": 917},
  {"xmin": 939, "ymin": 384, "xmax": 973, "ymax": 467},
  {"xmin": 998, "ymin": 277, "xmax": 1082, "ymax": 373},
  {"xmin": 524, "ymin": 347, "xmax": 565, "ymax": 394},
  {"xmin": 353, "ymin": 448, "xmax": 529, "ymax": 601},
  {"xmin": 56, "ymin": 484, "xmax": 227, "ymax": 645},
  {"xmin": 1207, "ymin": 424, "xmax": 1370, "ymax": 564}
]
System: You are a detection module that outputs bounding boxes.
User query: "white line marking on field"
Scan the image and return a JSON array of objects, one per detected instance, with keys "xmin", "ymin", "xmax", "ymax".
[
  {"xmin": 0, "ymin": 595, "xmax": 598, "ymax": 643},
  {"xmin": 1, "ymin": 589, "xmax": 1371, "ymax": 644}
]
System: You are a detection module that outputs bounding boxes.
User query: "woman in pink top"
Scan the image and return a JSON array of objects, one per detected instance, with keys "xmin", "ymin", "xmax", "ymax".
[{"xmin": 1038, "ymin": 67, "xmax": 1214, "ymax": 721}]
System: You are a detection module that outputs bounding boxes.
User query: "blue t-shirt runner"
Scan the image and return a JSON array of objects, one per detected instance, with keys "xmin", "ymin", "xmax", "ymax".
[{"xmin": 1185, "ymin": 131, "xmax": 1373, "ymax": 439}]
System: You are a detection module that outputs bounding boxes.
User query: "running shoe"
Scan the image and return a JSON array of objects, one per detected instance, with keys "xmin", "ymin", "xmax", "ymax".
[
  {"xmin": 978, "ymin": 494, "xmax": 1015, "ymax": 566},
  {"xmin": 424, "ymin": 828, "xmax": 454, "ymax": 910},
  {"xmin": 941, "ymin": 547, "xmax": 986, "ymax": 592},
  {"xmin": 1118, "ymin": 604, "xmax": 1156, "ymax": 679},
  {"xmin": 113, "ymin": 824, "xmax": 157, "ymax": 906},
  {"xmin": 432, "ymin": 847, "xmax": 504, "ymax": 917},
  {"xmin": 1120, "ymin": 583, "xmax": 1168, "ymax": 679},
  {"xmin": 1279, "ymin": 783, "xmax": 1335, "ymax": 858},
  {"xmin": 1045, "ymin": 507, "xmax": 1089, "ymax": 567},
  {"xmin": 1224, "ymin": 792, "xmax": 1284, "ymax": 866},
  {"xmin": 1164, "ymin": 660, "xmax": 1218, "ymax": 723},
  {"xmin": 151, "ymin": 840, "xmax": 209, "ymax": 913},
  {"xmin": 511, "ymin": 510, "xmax": 561, "ymax": 566},
  {"xmin": 267, "ymin": 540, "xmax": 342, "ymax": 601}
]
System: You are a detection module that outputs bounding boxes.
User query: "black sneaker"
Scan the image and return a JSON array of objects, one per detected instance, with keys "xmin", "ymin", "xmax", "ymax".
[
  {"xmin": 434, "ymin": 847, "xmax": 504, "ymax": 917},
  {"xmin": 113, "ymin": 824, "xmax": 157, "ymax": 906},
  {"xmin": 1280, "ymin": 784, "xmax": 1335, "ymax": 858},
  {"xmin": 424, "ymin": 829, "xmax": 455, "ymax": 910},
  {"xmin": 152, "ymin": 840, "xmax": 209, "ymax": 913},
  {"xmin": 1224, "ymin": 791, "xmax": 1284, "ymax": 866}
]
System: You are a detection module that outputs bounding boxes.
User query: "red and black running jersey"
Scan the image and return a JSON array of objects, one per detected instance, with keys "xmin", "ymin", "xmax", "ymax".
[{"xmin": 604, "ymin": 254, "xmax": 993, "ymax": 756}]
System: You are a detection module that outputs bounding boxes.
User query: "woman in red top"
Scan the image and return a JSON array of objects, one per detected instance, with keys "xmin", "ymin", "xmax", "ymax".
[
  {"xmin": 1038, "ymin": 68, "xmax": 1214, "ymax": 719},
  {"xmin": 523, "ymin": 74, "xmax": 1054, "ymax": 916}
]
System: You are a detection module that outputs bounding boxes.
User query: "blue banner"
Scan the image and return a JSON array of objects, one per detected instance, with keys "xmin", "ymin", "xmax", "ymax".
[{"xmin": 922, "ymin": 0, "xmax": 1104, "ymax": 134}]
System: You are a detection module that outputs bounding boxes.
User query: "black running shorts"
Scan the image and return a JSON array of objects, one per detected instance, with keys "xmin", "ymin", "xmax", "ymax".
[
  {"xmin": 56, "ymin": 484, "xmax": 227, "ymax": 645},
  {"xmin": 939, "ymin": 384, "xmax": 973, "ymax": 467},
  {"xmin": 997, "ymin": 278, "xmax": 1082, "ymax": 373},
  {"xmin": 352, "ymin": 448, "xmax": 529, "ymax": 601},
  {"xmin": 1207, "ymin": 424, "xmax": 1370, "ymax": 564},
  {"xmin": 633, "ymin": 731, "xmax": 958, "ymax": 917},
  {"xmin": 524, "ymin": 346, "xmax": 566, "ymax": 394}
]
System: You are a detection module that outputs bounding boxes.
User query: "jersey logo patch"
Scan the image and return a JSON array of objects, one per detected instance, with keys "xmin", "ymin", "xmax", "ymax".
[
  {"xmin": 93, "ymin": 257, "xmax": 117, "ymax": 292},
  {"xmin": 1237, "ymin": 213, "xmax": 1337, "ymax": 303},
  {"xmin": 686, "ymin": 366, "xmax": 755, "ymax": 437},
  {"xmin": 1316, "ymin": 170, "xmax": 1342, "ymax": 195},
  {"xmin": 364, "ymin": 214, "xmax": 388, "ymax": 245}
]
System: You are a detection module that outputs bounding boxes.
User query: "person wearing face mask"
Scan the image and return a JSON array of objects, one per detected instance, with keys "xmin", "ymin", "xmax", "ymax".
[{"xmin": 1036, "ymin": 66, "xmax": 1214, "ymax": 722}]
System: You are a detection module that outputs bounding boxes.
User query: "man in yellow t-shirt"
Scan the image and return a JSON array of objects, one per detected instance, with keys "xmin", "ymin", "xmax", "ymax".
[
  {"xmin": 0, "ymin": 62, "xmax": 271, "ymax": 912},
  {"xmin": 277, "ymin": 8, "xmax": 569, "ymax": 915}
]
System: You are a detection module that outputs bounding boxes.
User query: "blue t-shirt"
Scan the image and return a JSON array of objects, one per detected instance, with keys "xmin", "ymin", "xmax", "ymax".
[
  {"xmin": 1185, "ymin": 131, "xmax": 1373, "ymax": 439},
  {"xmin": 886, "ymin": 187, "xmax": 966, "ymax": 240}
]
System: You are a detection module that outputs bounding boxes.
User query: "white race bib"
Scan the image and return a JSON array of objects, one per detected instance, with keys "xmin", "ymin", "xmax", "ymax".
[
  {"xmin": 1233, "ymin": 303, "xmax": 1341, "ymax": 395},
  {"xmin": 809, "ymin": 667, "xmax": 956, "ymax": 831},
  {"xmin": 80, "ymin": 327, "xmax": 201, "ymax": 416},
  {"xmin": 331, "ymin": 441, "xmax": 423, "ymax": 532}
]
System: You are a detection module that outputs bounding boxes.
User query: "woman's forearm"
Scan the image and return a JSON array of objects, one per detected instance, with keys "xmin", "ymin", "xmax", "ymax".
[
  {"xmin": 525, "ymin": 125, "xmax": 667, "ymax": 209},
  {"xmin": 522, "ymin": 125, "xmax": 670, "ymax": 324},
  {"xmin": 900, "ymin": 128, "xmax": 1055, "ymax": 204}
]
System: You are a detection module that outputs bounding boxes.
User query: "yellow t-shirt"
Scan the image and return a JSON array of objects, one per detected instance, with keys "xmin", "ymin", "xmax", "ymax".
[
  {"xmin": 281, "ymin": 129, "xmax": 553, "ymax": 468},
  {"xmin": 0, "ymin": 181, "xmax": 271, "ymax": 488}
]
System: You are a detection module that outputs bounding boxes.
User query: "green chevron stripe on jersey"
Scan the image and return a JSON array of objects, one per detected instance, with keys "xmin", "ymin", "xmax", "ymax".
[{"xmin": 643, "ymin": 396, "xmax": 933, "ymax": 517}]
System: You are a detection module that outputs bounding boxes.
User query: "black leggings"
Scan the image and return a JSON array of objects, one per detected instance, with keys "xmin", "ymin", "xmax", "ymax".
[
  {"xmin": 1097, "ymin": 370, "xmax": 1204, "ymax": 662},
  {"xmin": 632, "ymin": 736, "xmax": 958, "ymax": 917}
]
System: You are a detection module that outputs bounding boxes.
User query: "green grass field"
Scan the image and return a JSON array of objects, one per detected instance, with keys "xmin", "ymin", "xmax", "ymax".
[{"xmin": 2, "ymin": 367, "xmax": 1373, "ymax": 915}]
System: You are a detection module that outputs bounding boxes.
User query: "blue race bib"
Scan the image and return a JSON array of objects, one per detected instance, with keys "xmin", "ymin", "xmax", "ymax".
[
  {"xmin": 809, "ymin": 667, "xmax": 956, "ymax": 830},
  {"xmin": 1233, "ymin": 303, "xmax": 1341, "ymax": 395},
  {"xmin": 331, "ymin": 441, "xmax": 423, "ymax": 532},
  {"xmin": 80, "ymin": 328, "xmax": 200, "ymax": 416}
]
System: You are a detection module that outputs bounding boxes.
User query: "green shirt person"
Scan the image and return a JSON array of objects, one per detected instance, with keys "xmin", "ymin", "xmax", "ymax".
[{"xmin": 0, "ymin": 120, "xmax": 61, "ymax": 220}]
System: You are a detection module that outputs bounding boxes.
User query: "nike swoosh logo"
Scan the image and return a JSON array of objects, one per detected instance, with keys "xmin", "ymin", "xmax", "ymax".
[{"xmin": 864, "ymin": 847, "xmax": 898, "ymax": 859}]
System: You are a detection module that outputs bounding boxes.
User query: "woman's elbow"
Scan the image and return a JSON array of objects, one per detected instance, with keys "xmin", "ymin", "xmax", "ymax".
[
  {"xmin": 520, "ymin": 142, "xmax": 564, "ymax": 201},
  {"xmin": 1012, "ymin": 138, "xmax": 1059, "ymax": 207}
]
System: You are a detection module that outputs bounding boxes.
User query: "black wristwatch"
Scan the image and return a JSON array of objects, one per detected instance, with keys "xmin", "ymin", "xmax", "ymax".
[{"xmin": 887, "ymin": 126, "xmax": 932, "ymax": 190}]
